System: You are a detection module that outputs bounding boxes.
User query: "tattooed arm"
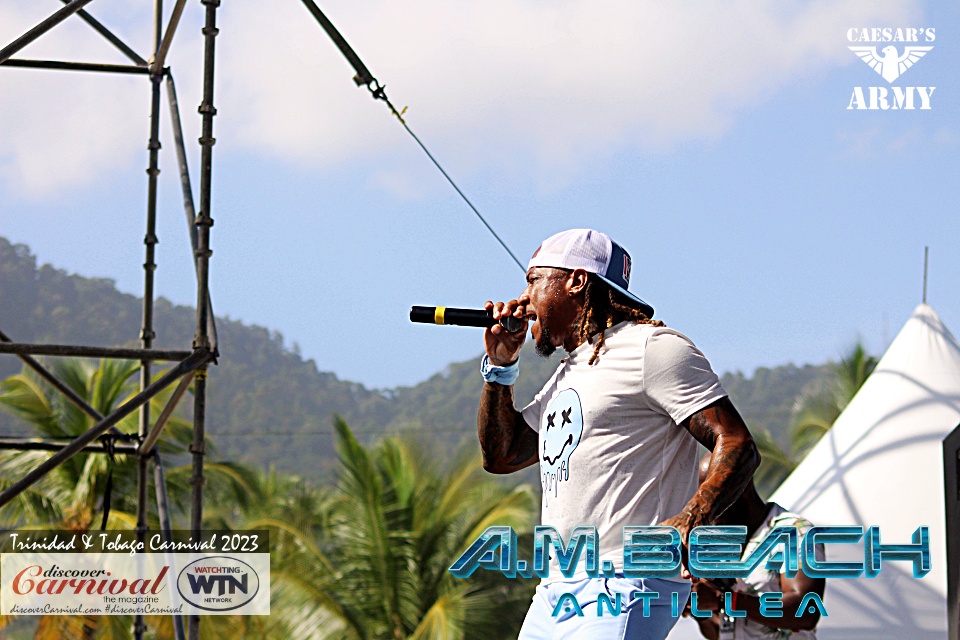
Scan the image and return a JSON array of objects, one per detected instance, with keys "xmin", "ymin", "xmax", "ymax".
[
  {"xmin": 478, "ymin": 382, "xmax": 539, "ymax": 474},
  {"xmin": 661, "ymin": 396, "xmax": 760, "ymax": 545}
]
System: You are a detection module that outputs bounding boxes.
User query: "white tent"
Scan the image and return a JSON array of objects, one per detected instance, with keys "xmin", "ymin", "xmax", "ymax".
[{"xmin": 668, "ymin": 303, "xmax": 960, "ymax": 640}]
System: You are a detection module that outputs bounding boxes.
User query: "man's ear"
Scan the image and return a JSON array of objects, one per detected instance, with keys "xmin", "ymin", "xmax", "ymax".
[{"xmin": 567, "ymin": 269, "xmax": 589, "ymax": 296}]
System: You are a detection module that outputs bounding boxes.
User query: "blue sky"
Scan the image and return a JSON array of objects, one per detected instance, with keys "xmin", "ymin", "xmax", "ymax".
[{"xmin": 1, "ymin": 0, "xmax": 958, "ymax": 389}]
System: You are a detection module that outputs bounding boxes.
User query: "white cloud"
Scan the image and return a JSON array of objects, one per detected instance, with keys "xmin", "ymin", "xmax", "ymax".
[
  {"xmin": 0, "ymin": 2, "xmax": 152, "ymax": 199},
  {"xmin": 0, "ymin": 0, "xmax": 923, "ymax": 198},
  {"xmin": 0, "ymin": 71, "xmax": 144, "ymax": 197}
]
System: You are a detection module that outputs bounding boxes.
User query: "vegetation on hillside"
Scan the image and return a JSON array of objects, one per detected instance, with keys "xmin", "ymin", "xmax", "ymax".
[{"xmin": 753, "ymin": 342, "xmax": 878, "ymax": 496}]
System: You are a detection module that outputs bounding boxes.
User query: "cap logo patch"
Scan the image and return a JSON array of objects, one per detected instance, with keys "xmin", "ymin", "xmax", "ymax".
[{"xmin": 622, "ymin": 254, "xmax": 631, "ymax": 286}]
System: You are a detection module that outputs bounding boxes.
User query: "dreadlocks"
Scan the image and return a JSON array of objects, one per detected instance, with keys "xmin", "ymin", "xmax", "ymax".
[{"xmin": 575, "ymin": 274, "xmax": 665, "ymax": 365}]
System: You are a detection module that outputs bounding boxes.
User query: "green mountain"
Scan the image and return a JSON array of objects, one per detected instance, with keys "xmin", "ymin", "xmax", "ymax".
[{"xmin": 0, "ymin": 236, "xmax": 830, "ymax": 480}]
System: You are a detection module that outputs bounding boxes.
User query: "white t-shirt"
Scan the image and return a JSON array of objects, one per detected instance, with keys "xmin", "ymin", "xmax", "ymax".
[{"xmin": 520, "ymin": 321, "xmax": 727, "ymax": 582}]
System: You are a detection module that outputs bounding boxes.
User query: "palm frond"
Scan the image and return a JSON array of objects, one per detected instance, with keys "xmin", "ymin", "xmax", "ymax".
[
  {"xmin": 752, "ymin": 428, "xmax": 796, "ymax": 498},
  {"xmin": 0, "ymin": 375, "xmax": 59, "ymax": 434},
  {"xmin": 408, "ymin": 586, "xmax": 471, "ymax": 640}
]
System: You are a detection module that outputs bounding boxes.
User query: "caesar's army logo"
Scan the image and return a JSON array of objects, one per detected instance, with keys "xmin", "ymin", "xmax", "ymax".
[{"xmin": 847, "ymin": 27, "xmax": 935, "ymax": 110}]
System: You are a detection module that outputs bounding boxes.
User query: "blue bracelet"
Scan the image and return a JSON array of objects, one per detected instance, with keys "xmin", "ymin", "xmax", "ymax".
[{"xmin": 480, "ymin": 354, "xmax": 519, "ymax": 386}]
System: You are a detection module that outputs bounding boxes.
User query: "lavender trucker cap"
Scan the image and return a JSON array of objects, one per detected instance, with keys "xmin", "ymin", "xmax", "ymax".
[{"xmin": 527, "ymin": 229, "xmax": 654, "ymax": 318}]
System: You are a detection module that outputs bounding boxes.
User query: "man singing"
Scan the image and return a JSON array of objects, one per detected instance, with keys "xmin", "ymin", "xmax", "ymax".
[{"xmin": 477, "ymin": 228, "xmax": 759, "ymax": 639}]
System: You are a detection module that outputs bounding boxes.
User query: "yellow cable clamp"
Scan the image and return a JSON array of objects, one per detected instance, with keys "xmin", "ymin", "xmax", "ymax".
[{"xmin": 434, "ymin": 306, "xmax": 446, "ymax": 325}]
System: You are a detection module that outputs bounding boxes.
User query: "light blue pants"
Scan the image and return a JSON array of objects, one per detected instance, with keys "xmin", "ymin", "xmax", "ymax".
[{"xmin": 517, "ymin": 577, "xmax": 690, "ymax": 640}]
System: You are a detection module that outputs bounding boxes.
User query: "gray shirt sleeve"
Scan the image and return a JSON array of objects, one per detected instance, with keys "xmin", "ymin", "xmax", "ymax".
[{"xmin": 643, "ymin": 329, "xmax": 727, "ymax": 424}]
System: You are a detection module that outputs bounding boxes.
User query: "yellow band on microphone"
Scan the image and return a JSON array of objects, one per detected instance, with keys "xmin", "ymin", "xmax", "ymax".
[{"xmin": 434, "ymin": 306, "xmax": 446, "ymax": 325}]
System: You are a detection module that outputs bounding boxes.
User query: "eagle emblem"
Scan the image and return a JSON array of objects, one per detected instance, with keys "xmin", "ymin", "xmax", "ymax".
[{"xmin": 848, "ymin": 45, "xmax": 933, "ymax": 83}]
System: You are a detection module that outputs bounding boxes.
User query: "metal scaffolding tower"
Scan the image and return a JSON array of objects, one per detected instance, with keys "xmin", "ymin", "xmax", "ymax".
[{"xmin": 0, "ymin": 1, "xmax": 221, "ymax": 638}]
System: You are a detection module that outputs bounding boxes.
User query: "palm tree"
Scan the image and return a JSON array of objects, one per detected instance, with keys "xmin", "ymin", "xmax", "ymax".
[
  {"xmin": 752, "ymin": 428, "xmax": 798, "ymax": 499},
  {"xmin": 255, "ymin": 418, "xmax": 538, "ymax": 640},
  {"xmin": 753, "ymin": 341, "xmax": 878, "ymax": 497},
  {"xmin": 0, "ymin": 358, "xmax": 220, "ymax": 640},
  {"xmin": 790, "ymin": 341, "xmax": 877, "ymax": 461},
  {"xmin": 0, "ymin": 358, "xmax": 197, "ymax": 530}
]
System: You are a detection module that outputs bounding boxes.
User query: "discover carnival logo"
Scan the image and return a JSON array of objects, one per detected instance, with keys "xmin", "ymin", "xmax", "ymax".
[
  {"xmin": 846, "ymin": 27, "xmax": 935, "ymax": 110},
  {"xmin": 1, "ymin": 551, "xmax": 271, "ymax": 616}
]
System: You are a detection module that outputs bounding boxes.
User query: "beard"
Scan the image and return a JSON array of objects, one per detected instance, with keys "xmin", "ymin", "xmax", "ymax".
[{"xmin": 534, "ymin": 325, "xmax": 557, "ymax": 358}]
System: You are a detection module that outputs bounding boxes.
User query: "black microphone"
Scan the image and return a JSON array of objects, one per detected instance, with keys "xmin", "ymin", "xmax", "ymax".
[{"xmin": 410, "ymin": 306, "xmax": 525, "ymax": 333}]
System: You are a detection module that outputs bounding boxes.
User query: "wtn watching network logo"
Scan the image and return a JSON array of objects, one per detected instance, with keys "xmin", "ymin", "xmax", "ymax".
[
  {"xmin": 177, "ymin": 556, "xmax": 261, "ymax": 612},
  {"xmin": 846, "ymin": 27, "xmax": 935, "ymax": 110}
]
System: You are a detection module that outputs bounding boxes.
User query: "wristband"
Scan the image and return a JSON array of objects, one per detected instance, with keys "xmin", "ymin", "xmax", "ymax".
[{"xmin": 481, "ymin": 355, "xmax": 519, "ymax": 386}]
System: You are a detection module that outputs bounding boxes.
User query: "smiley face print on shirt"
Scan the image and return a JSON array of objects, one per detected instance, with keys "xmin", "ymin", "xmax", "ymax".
[{"xmin": 540, "ymin": 388, "xmax": 583, "ymax": 502}]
